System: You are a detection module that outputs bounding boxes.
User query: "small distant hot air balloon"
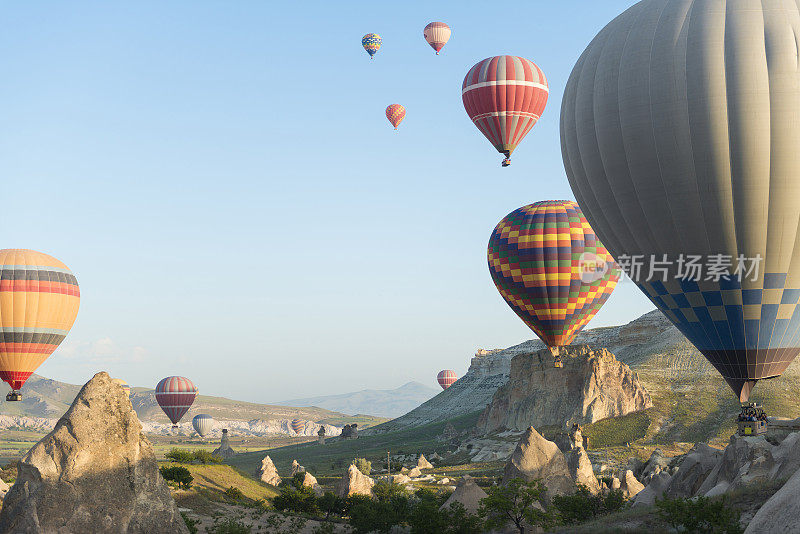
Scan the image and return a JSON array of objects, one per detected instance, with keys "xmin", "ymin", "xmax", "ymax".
[
  {"xmin": 155, "ymin": 376, "xmax": 198, "ymax": 428},
  {"xmin": 488, "ymin": 201, "xmax": 619, "ymax": 348},
  {"xmin": 0, "ymin": 249, "xmax": 80, "ymax": 401},
  {"xmin": 423, "ymin": 22, "xmax": 450, "ymax": 55},
  {"xmin": 462, "ymin": 56, "xmax": 549, "ymax": 166},
  {"xmin": 291, "ymin": 419, "xmax": 304, "ymax": 435},
  {"xmin": 386, "ymin": 104, "xmax": 405, "ymax": 130},
  {"xmin": 437, "ymin": 370, "xmax": 457, "ymax": 390},
  {"xmin": 362, "ymin": 33, "xmax": 381, "ymax": 59},
  {"xmin": 192, "ymin": 414, "xmax": 214, "ymax": 438},
  {"xmin": 112, "ymin": 378, "xmax": 131, "ymax": 397}
]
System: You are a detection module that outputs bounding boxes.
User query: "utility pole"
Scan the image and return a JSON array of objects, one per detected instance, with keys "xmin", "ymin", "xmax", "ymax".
[{"xmin": 387, "ymin": 451, "xmax": 391, "ymax": 476}]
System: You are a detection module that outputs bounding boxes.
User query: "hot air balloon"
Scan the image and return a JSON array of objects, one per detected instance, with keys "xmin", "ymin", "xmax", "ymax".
[
  {"xmin": 192, "ymin": 414, "xmax": 214, "ymax": 438},
  {"xmin": 423, "ymin": 22, "xmax": 450, "ymax": 55},
  {"xmin": 0, "ymin": 249, "xmax": 80, "ymax": 401},
  {"xmin": 362, "ymin": 33, "xmax": 381, "ymax": 59},
  {"xmin": 290, "ymin": 418, "xmax": 304, "ymax": 435},
  {"xmin": 155, "ymin": 376, "xmax": 198, "ymax": 428},
  {"xmin": 112, "ymin": 378, "xmax": 131, "ymax": 397},
  {"xmin": 437, "ymin": 370, "xmax": 457, "ymax": 389},
  {"xmin": 462, "ymin": 56, "xmax": 549, "ymax": 167},
  {"xmin": 488, "ymin": 202, "xmax": 620, "ymax": 350},
  {"xmin": 385, "ymin": 104, "xmax": 405, "ymax": 130},
  {"xmin": 560, "ymin": 0, "xmax": 800, "ymax": 404}
]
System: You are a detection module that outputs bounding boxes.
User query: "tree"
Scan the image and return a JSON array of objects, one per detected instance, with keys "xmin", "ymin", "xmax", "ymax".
[
  {"xmin": 552, "ymin": 483, "xmax": 626, "ymax": 524},
  {"xmin": 159, "ymin": 465, "xmax": 193, "ymax": 489},
  {"xmin": 273, "ymin": 484, "xmax": 319, "ymax": 514},
  {"xmin": 656, "ymin": 496, "xmax": 743, "ymax": 534},
  {"xmin": 165, "ymin": 448, "xmax": 195, "ymax": 463},
  {"xmin": 354, "ymin": 458, "xmax": 372, "ymax": 476},
  {"xmin": 478, "ymin": 478, "xmax": 555, "ymax": 534},
  {"xmin": 348, "ymin": 482, "xmax": 409, "ymax": 534}
]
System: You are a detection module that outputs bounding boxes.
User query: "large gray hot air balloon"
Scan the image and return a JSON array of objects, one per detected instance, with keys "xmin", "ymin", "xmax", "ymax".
[
  {"xmin": 192, "ymin": 414, "xmax": 214, "ymax": 438},
  {"xmin": 561, "ymin": 0, "xmax": 800, "ymax": 403}
]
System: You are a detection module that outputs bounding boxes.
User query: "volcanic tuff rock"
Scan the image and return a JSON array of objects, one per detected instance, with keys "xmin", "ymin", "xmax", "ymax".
[
  {"xmin": 212, "ymin": 429, "xmax": 235, "ymax": 458},
  {"xmin": 0, "ymin": 371, "xmax": 188, "ymax": 534},
  {"xmin": 256, "ymin": 455, "xmax": 281, "ymax": 486},
  {"xmin": 337, "ymin": 464, "xmax": 375, "ymax": 497},
  {"xmin": 503, "ymin": 427, "xmax": 575, "ymax": 501},
  {"xmin": 302, "ymin": 472, "xmax": 323, "ymax": 496},
  {"xmin": 744, "ymin": 465, "xmax": 800, "ymax": 533},
  {"xmin": 632, "ymin": 472, "xmax": 673, "ymax": 507},
  {"xmin": 664, "ymin": 443, "xmax": 722, "ymax": 498},
  {"xmin": 480, "ymin": 346, "xmax": 652, "ymax": 433},
  {"xmin": 0, "ymin": 478, "xmax": 8, "ymax": 502},
  {"xmin": 417, "ymin": 454, "xmax": 433, "ymax": 469},
  {"xmin": 565, "ymin": 447, "xmax": 600, "ymax": 494},
  {"xmin": 441, "ymin": 475, "xmax": 488, "ymax": 514},
  {"xmin": 291, "ymin": 459, "xmax": 305, "ymax": 476}
]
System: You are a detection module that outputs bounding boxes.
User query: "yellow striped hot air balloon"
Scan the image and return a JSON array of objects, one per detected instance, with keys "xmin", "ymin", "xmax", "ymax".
[{"xmin": 0, "ymin": 249, "xmax": 80, "ymax": 401}]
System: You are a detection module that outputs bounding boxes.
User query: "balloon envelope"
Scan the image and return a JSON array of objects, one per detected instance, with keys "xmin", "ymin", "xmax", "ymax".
[
  {"xmin": 462, "ymin": 56, "xmax": 549, "ymax": 166},
  {"xmin": 362, "ymin": 33, "xmax": 381, "ymax": 58},
  {"xmin": 192, "ymin": 414, "xmax": 214, "ymax": 437},
  {"xmin": 560, "ymin": 0, "xmax": 800, "ymax": 402},
  {"xmin": 155, "ymin": 376, "xmax": 198, "ymax": 425},
  {"xmin": 386, "ymin": 104, "xmax": 405, "ymax": 129},
  {"xmin": 437, "ymin": 370, "xmax": 457, "ymax": 389},
  {"xmin": 423, "ymin": 22, "xmax": 450, "ymax": 54},
  {"xmin": 0, "ymin": 249, "xmax": 80, "ymax": 393},
  {"xmin": 112, "ymin": 378, "xmax": 131, "ymax": 397},
  {"xmin": 488, "ymin": 201, "xmax": 619, "ymax": 346},
  {"xmin": 290, "ymin": 418, "xmax": 304, "ymax": 434}
]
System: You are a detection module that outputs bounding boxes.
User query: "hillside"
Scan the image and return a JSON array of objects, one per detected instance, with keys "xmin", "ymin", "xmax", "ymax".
[{"xmin": 273, "ymin": 381, "xmax": 439, "ymax": 418}]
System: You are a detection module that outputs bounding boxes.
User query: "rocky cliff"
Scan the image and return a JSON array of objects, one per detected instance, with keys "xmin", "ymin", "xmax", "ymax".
[{"xmin": 479, "ymin": 346, "xmax": 652, "ymax": 433}]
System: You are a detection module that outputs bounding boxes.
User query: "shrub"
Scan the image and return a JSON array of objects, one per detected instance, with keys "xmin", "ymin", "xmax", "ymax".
[
  {"xmin": 224, "ymin": 486, "xmax": 245, "ymax": 501},
  {"xmin": 165, "ymin": 448, "xmax": 195, "ymax": 463},
  {"xmin": 656, "ymin": 496, "xmax": 743, "ymax": 534},
  {"xmin": 552, "ymin": 484, "xmax": 626, "ymax": 524},
  {"xmin": 317, "ymin": 491, "xmax": 348, "ymax": 520},
  {"xmin": 193, "ymin": 449, "xmax": 223, "ymax": 464},
  {"xmin": 181, "ymin": 512, "xmax": 199, "ymax": 534},
  {"xmin": 159, "ymin": 465, "xmax": 193, "ymax": 489},
  {"xmin": 273, "ymin": 484, "xmax": 319, "ymax": 514},
  {"xmin": 210, "ymin": 518, "xmax": 251, "ymax": 534},
  {"xmin": 354, "ymin": 458, "xmax": 372, "ymax": 476},
  {"xmin": 348, "ymin": 482, "xmax": 410, "ymax": 533},
  {"xmin": 479, "ymin": 478, "xmax": 555, "ymax": 533}
]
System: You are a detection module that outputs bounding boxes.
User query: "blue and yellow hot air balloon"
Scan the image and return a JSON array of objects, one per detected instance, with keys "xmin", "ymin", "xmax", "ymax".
[{"xmin": 361, "ymin": 33, "xmax": 381, "ymax": 59}]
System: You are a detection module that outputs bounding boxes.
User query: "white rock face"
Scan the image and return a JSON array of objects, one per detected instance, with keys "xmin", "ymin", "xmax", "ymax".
[
  {"xmin": 302, "ymin": 472, "xmax": 322, "ymax": 496},
  {"xmin": 565, "ymin": 447, "xmax": 600, "ymax": 494},
  {"xmin": 664, "ymin": 443, "xmax": 722, "ymax": 498},
  {"xmin": 745, "ymin": 465, "xmax": 800, "ymax": 533},
  {"xmin": 336, "ymin": 464, "xmax": 374, "ymax": 497},
  {"xmin": 417, "ymin": 454, "xmax": 434, "ymax": 469},
  {"xmin": 503, "ymin": 427, "xmax": 575, "ymax": 501},
  {"xmin": 255, "ymin": 456, "xmax": 281, "ymax": 486},
  {"xmin": 291, "ymin": 460, "xmax": 305, "ymax": 477},
  {"xmin": 441, "ymin": 475, "xmax": 487, "ymax": 514},
  {"xmin": 0, "ymin": 478, "xmax": 8, "ymax": 502},
  {"xmin": 632, "ymin": 472, "xmax": 673, "ymax": 507}
]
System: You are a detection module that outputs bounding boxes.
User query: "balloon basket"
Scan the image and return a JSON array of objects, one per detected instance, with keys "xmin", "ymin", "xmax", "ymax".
[
  {"xmin": 554, "ymin": 355, "xmax": 564, "ymax": 368},
  {"xmin": 501, "ymin": 158, "xmax": 511, "ymax": 167},
  {"xmin": 5, "ymin": 391, "xmax": 21, "ymax": 402},
  {"xmin": 737, "ymin": 403, "xmax": 767, "ymax": 436}
]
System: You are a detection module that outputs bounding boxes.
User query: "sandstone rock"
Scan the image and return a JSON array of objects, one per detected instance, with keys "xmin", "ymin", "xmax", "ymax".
[
  {"xmin": 697, "ymin": 435, "xmax": 776, "ymax": 497},
  {"xmin": 291, "ymin": 459, "xmax": 306, "ymax": 476},
  {"xmin": 622, "ymin": 470, "xmax": 645, "ymax": 499},
  {"xmin": 429, "ymin": 452, "xmax": 442, "ymax": 461},
  {"xmin": 302, "ymin": 472, "xmax": 323, "ymax": 496},
  {"xmin": 611, "ymin": 477, "xmax": 621, "ymax": 490},
  {"xmin": 441, "ymin": 475, "xmax": 487, "ymax": 514},
  {"xmin": 641, "ymin": 448, "xmax": 671, "ymax": 484},
  {"xmin": 408, "ymin": 467, "xmax": 422, "ymax": 478},
  {"xmin": 0, "ymin": 478, "xmax": 8, "ymax": 502},
  {"xmin": 744, "ymin": 465, "xmax": 800, "ymax": 534},
  {"xmin": 417, "ymin": 454, "xmax": 434, "ymax": 470},
  {"xmin": 632, "ymin": 472, "xmax": 672, "ymax": 507},
  {"xmin": 212, "ymin": 429, "xmax": 235, "ymax": 458},
  {"xmin": 569, "ymin": 424, "xmax": 584, "ymax": 450},
  {"xmin": 479, "ymin": 346, "xmax": 652, "ymax": 433},
  {"xmin": 437, "ymin": 477, "xmax": 450, "ymax": 485},
  {"xmin": 664, "ymin": 443, "xmax": 722, "ymax": 498},
  {"xmin": 503, "ymin": 426, "xmax": 575, "ymax": 501},
  {"xmin": 255, "ymin": 455, "xmax": 281, "ymax": 486},
  {"xmin": 400, "ymin": 467, "xmax": 409, "ymax": 474},
  {"xmin": 0, "ymin": 371, "xmax": 188, "ymax": 534},
  {"xmin": 391, "ymin": 474, "xmax": 412, "ymax": 485},
  {"xmin": 565, "ymin": 447, "xmax": 600, "ymax": 494},
  {"xmin": 337, "ymin": 464, "xmax": 375, "ymax": 497}
]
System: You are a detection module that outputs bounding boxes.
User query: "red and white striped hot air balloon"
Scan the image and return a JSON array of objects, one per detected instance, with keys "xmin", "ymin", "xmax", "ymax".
[
  {"xmin": 462, "ymin": 56, "xmax": 549, "ymax": 167},
  {"xmin": 385, "ymin": 104, "xmax": 405, "ymax": 130},
  {"xmin": 423, "ymin": 22, "xmax": 451, "ymax": 55},
  {"xmin": 437, "ymin": 370, "xmax": 457, "ymax": 390},
  {"xmin": 155, "ymin": 376, "xmax": 198, "ymax": 428}
]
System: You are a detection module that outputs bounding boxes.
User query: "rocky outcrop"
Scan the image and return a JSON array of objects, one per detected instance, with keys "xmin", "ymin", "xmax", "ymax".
[
  {"xmin": 0, "ymin": 478, "xmax": 8, "ymax": 502},
  {"xmin": 503, "ymin": 427, "xmax": 575, "ymax": 501},
  {"xmin": 291, "ymin": 459, "xmax": 305, "ymax": 476},
  {"xmin": 479, "ymin": 346, "xmax": 652, "ymax": 433},
  {"xmin": 408, "ymin": 467, "xmax": 422, "ymax": 478},
  {"xmin": 256, "ymin": 455, "xmax": 281, "ymax": 486},
  {"xmin": 664, "ymin": 443, "xmax": 722, "ymax": 498},
  {"xmin": 632, "ymin": 472, "xmax": 672, "ymax": 507},
  {"xmin": 302, "ymin": 472, "xmax": 322, "ymax": 496},
  {"xmin": 441, "ymin": 475, "xmax": 487, "ymax": 514},
  {"xmin": 744, "ymin": 465, "xmax": 800, "ymax": 533},
  {"xmin": 337, "ymin": 464, "xmax": 374, "ymax": 497},
  {"xmin": 0, "ymin": 371, "xmax": 188, "ymax": 534},
  {"xmin": 212, "ymin": 429, "xmax": 236, "ymax": 458},
  {"xmin": 417, "ymin": 454, "xmax": 433, "ymax": 469},
  {"xmin": 565, "ymin": 448, "xmax": 599, "ymax": 494},
  {"xmin": 622, "ymin": 470, "xmax": 645, "ymax": 499},
  {"xmin": 641, "ymin": 448, "xmax": 672, "ymax": 484}
]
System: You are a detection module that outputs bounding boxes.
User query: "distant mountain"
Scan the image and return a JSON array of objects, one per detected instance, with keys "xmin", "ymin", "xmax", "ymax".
[{"xmin": 273, "ymin": 381, "xmax": 440, "ymax": 418}]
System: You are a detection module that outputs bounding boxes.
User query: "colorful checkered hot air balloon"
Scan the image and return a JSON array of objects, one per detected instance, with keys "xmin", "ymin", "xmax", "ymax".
[
  {"xmin": 423, "ymin": 22, "xmax": 451, "ymax": 55},
  {"xmin": 192, "ymin": 414, "xmax": 214, "ymax": 437},
  {"xmin": 386, "ymin": 104, "xmax": 405, "ymax": 130},
  {"xmin": 437, "ymin": 370, "xmax": 457, "ymax": 390},
  {"xmin": 112, "ymin": 378, "xmax": 131, "ymax": 397},
  {"xmin": 291, "ymin": 419, "xmax": 304, "ymax": 435},
  {"xmin": 488, "ymin": 201, "xmax": 620, "ymax": 347},
  {"xmin": 0, "ymin": 249, "xmax": 80, "ymax": 401},
  {"xmin": 462, "ymin": 56, "xmax": 549, "ymax": 167},
  {"xmin": 155, "ymin": 376, "xmax": 198, "ymax": 428},
  {"xmin": 362, "ymin": 33, "xmax": 381, "ymax": 59}
]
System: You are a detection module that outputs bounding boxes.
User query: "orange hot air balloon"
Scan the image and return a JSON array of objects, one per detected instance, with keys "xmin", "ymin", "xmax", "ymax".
[
  {"xmin": 386, "ymin": 104, "xmax": 406, "ymax": 130},
  {"xmin": 0, "ymin": 249, "xmax": 80, "ymax": 401}
]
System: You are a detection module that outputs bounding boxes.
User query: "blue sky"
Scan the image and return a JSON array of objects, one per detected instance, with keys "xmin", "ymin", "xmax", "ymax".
[{"xmin": 0, "ymin": 1, "xmax": 652, "ymax": 403}]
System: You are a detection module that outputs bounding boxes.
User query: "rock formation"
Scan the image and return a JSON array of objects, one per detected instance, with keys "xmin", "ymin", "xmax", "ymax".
[
  {"xmin": 569, "ymin": 423, "xmax": 584, "ymax": 450},
  {"xmin": 632, "ymin": 472, "xmax": 672, "ymax": 507},
  {"xmin": 417, "ymin": 454, "xmax": 434, "ymax": 469},
  {"xmin": 503, "ymin": 426, "xmax": 575, "ymax": 501},
  {"xmin": 340, "ymin": 424, "xmax": 359, "ymax": 439},
  {"xmin": 744, "ymin": 465, "xmax": 800, "ymax": 533},
  {"xmin": 479, "ymin": 346, "xmax": 652, "ymax": 433},
  {"xmin": 408, "ymin": 467, "xmax": 422, "ymax": 478},
  {"xmin": 664, "ymin": 443, "xmax": 721, "ymax": 498},
  {"xmin": 212, "ymin": 429, "xmax": 235, "ymax": 458},
  {"xmin": 302, "ymin": 472, "xmax": 322, "ymax": 496},
  {"xmin": 621, "ymin": 470, "xmax": 645, "ymax": 499},
  {"xmin": 565, "ymin": 447, "xmax": 600, "ymax": 494},
  {"xmin": 256, "ymin": 455, "xmax": 281, "ymax": 486},
  {"xmin": 0, "ymin": 371, "xmax": 188, "ymax": 534},
  {"xmin": 337, "ymin": 464, "xmax": 375, "ymax": 497},
  {"xmin": 291, "ymin": 459, "xmax": 305, "ymax": 476},
  {"xmin": 0, "ymin": 478, "xmax": 8, "ymax": 502},
  {"xmin": 640, "ymin": 448, "xmax": 672, "ymax": 484},
  {"xmin": 441, "ymin": 475, "xmax": 488, "ymax": 514},
  {"xmin": 318, "ymin": 426, "xmax": 326, "ymax": 445}
]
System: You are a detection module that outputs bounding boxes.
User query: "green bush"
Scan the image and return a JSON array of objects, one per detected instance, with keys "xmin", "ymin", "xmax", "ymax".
[
  {"xmin": 165, "ymin": 448, "xmax": 195, "ymax": 463},
  {"xmin": 348, "ymin": 482, "xmax": 410, "ymax": 533},
  {"xmin": 210, "ymin": 518, "xmax": 251, "ymax": 534},
  {"xmin": 273, "ymin": 484, "xmax": 319, "ymax": 514},
  {"xmin": 224, "ymin": 486, "xmax": 245, "ymax": 501},
  {"xmin": 552, "ymin": 484, "xmax": 626, "ymax": 524},
  {"xmin": 409, "ymin": 490, "xmax": 482, "ymax": 534},
  {"xmin": 193, "ymin": 449, "xmax": 223, "ymax": 464},
  {"xmin": 317, "ymin": 491, "xmax": 348, "ymax": 520},
  {"xmin": 479, "ymin": 478, "xmax": 555, "ymax": 533},
  {"xmin": 656, "ymin": 496, "xmax": 743, "ymax": 534},
  {"xmin": 159, "ymin": 465, "xmax": 193, "ymax": 489},
  {"xmin": 354, "ymin": 458, "xmax": 372, "ymax": 476},
  {"xmin": 181, "ymin": 512, "xmax": 199, "ymax": 534}
]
